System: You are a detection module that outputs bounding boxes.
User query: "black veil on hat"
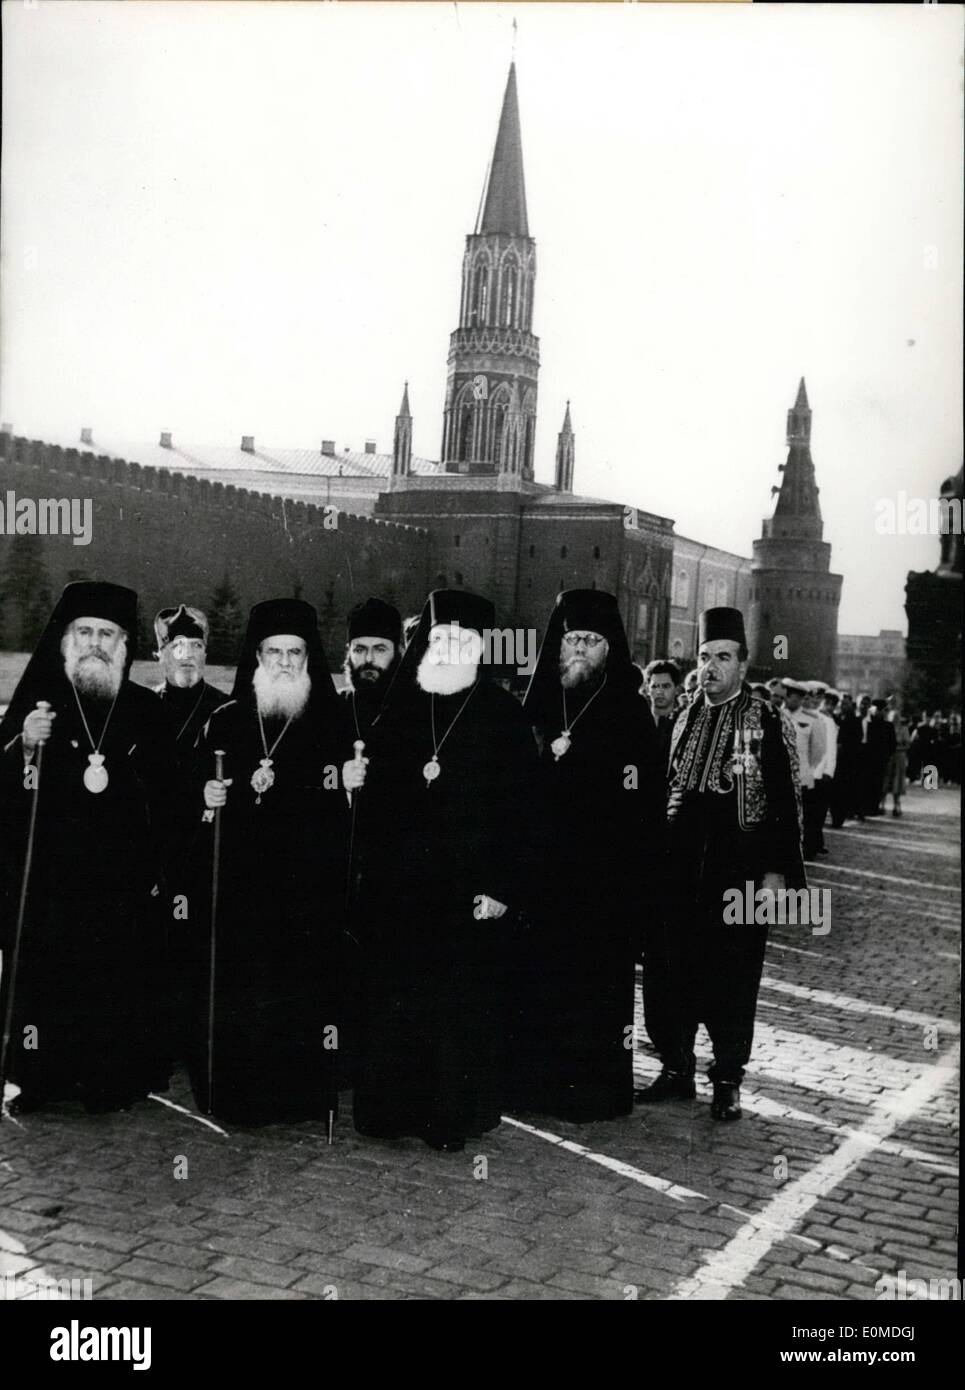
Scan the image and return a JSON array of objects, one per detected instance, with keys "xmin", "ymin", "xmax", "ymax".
[
  {"xmin": 230, "ymin": 597, "xmax": 339, "ymax": 717},
  {"xmin": 523, "ymin": 589, "xmax": 639, "ymax": 724},
  {"xmin": 347, "ymin": 597, "xmax": 403, "ymax": 647},
  {"xmin": 0, "ymin": 581, "xmax": 138, "ymax": 746}
]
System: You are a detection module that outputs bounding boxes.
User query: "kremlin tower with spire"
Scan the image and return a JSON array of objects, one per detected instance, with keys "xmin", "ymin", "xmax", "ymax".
[{"xmin": 746, "ymin": 379, "xmax": 842, "ymax": 683}]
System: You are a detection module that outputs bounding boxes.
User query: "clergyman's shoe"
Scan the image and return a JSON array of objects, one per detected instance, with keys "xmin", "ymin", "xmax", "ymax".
[
  {"xmin": 710, "ymin": 1082, "xmax": 742, "ymax": 1122},
  {"xmin": 634, "ymin": 1069, "xmax": 697, "ymax": 1104}
]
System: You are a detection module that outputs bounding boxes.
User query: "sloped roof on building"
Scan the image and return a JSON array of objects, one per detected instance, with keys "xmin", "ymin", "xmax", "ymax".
[{"xmin": 61, "ymin": 435, "xmax": 442, "ymax": 480}]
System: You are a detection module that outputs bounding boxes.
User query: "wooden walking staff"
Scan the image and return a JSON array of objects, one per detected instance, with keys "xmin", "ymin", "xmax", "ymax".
[
  {"xmin": 329, "ymin": 737, "xmax": 367, "ymax": 1146},
  {"xmin": 0, "ymin": 702, "xmax": 51, "ymax": 1119},
  {"xmin": 205, "ymin": 749, "xmax": 226, "ymax": 1116}
]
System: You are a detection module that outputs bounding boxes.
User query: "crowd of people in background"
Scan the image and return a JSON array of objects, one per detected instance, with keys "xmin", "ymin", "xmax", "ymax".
[{"xmin": 642, "ymin": 660, "xmax": 960, "ymax": 861}]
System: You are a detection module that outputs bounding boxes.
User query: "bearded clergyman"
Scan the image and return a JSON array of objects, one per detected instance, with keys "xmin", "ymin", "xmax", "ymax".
[
  {"xmin": 0, "ymin": 582, "xmax": 175, "ymax": 1113},
  {"xmin": 188, "ymin": 598, "xmax": 349, "ymax": 1125},
  {"xmin": 506, "ymin": 589, "xmax": 665, "ymax": 1123},
  {"xmin": 341, "ymin": 597, "xmax": 403, "ymax": 743},
  {"xmin": 152, "ymin": 604, "xmax": 227, "ymax": 766},
  {"xmin": 345, "ymin": 589, "xmax": 538, "ymax": 1152},
  {"xmin": 150, "ymin": 604, "xmax": 229, "ymax": 1065}
]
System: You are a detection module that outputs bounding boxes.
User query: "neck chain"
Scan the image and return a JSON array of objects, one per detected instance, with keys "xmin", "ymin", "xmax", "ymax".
[
  {"xmin": 552, "ymin": 673, "xmax": 608, "ymax": 762},
  {"xmin": 423, "ymin": 680, "xmax": 480, "ymax": 787},
  {"xmin": 250, "ymin": 707, "xmax": 296, "ymax": 804},
  {"xmin": 71, "ymin": 681, "xmax": 122, "ymax": 794},
  {"xmin": 172, "ymin": 683, "xmax": 207, "ymax": 743}
]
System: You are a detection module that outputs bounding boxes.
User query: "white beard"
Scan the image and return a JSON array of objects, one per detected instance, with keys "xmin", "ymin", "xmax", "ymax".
[
  {"xmin": 416, "ymin": 650, "xmax": 478, "ymax": 695},
  {"xmin": 62, "ymin": 636, "xmax": 126, "ymax": 700},
  {"xmin": 253, "ymin": 664, "xmax": 311, "ymax": 718}
]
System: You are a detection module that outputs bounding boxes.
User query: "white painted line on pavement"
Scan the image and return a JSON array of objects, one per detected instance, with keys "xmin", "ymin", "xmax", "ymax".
[
  {"xmin": 809, "ymin": 863, "xmax": 959, "ymax": 892},
  {"xmin": 807, "ymin": 875, "xmax": 960, "ymax": 918},
  {"xmin": 767, "ymin": 941, "xmax": 842, "ymax": 961},
  {"xmin": 743, "ymin": 1091, "xmax": 959, "ymax": 1175},
  {"xmin": 0, "ymin": 1231, "xmax": 69, "ymax": 1298},
  {"xmin": 759, "ymin": 977, "xmax": 960, "ymax": 1033},
  {"xmin": 148, "ymin": 1093, "xmax": 229, "ymax": 1137},
  {"xmin": 501, "ymin": 1114, "xmax": 706, "ymax": 1202},
  {"xmin": 665, "ymin": 1044, "xmax": 959, "ymax": 1300},
  {"xmin": 824, "ymin": 828, "xmax": 957, "ymax": 858},
  {"xmin": 631, "ymin": 1059, "xmax": 958, "ymax": 1175}
]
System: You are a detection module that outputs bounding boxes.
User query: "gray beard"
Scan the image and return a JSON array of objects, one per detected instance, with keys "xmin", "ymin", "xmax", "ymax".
[
  {"xmin": 167, "ymin": 667, "xmax": 202, "ymax": 690},
  {"xmin": 63, "ymin": 642, "xmax": 125, "ymax": 700},
  {"xmin": 416, "ymin": 651, "xmax": 478, "ymax": 695},
  {"xmin": 253, "ymin": 664, "xmax": 311, "ymax": 719},
  {"xmin": 559, "ymin": 657, "xmax": 604, "ymax": 691}
]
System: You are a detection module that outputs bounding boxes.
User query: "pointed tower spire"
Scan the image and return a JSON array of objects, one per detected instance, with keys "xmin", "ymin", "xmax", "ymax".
[
  {"xmin": 747, "ymin": 378, "xmax": 842, "ymax": 684},
  {"xmin": 391, "ymin": 382, "xmax": 412, "ymax": 487},
  {"xmin": 475, "ymin": 64, "xmax": 529, "ymax": 238},
  {"xmin": 778, "ymin": 375, "xmax": 818, "ymax": 519},
  {"xmin": 555, "ymin": 400, "xmax": 574, "ymax": 492},
  {"xmin": 442, "ymin": 65, "xmax": 539, "ymax": 479}
]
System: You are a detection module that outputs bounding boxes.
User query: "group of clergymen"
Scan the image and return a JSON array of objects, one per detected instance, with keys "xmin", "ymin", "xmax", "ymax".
[{"xmin": 0, "ymin": 580, "xmax": 806, "ymax": 1151}]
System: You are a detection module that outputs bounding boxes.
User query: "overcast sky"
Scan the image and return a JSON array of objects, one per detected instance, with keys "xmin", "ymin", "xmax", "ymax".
[{"xmin": 1, "ymin": 1, "xmax": 961, "ymax": 634}]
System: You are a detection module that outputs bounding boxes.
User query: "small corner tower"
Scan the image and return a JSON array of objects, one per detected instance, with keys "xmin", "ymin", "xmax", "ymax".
[
  {"xmin": 555, "ymin": 401, "xmax": 574, "ymax": 492},
  {"xmin": 390, "ymin": 382, "xmax": 412, "ymax": 488}
]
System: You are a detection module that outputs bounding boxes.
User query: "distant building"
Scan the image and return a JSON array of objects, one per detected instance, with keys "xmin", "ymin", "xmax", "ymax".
[
  {"xmin": 746, "ymin": 380, "xmax": 842, "ymax": 683},
  {"xmin": 373, "ymin": 63, "xmax": 675, "ymax": 662},
  {"xmin": 835, "ymin": 631, "xmax": 905, "ymax": 698},
  {"xmin": 668, "ymin": 537, "xmax": 752, "ymax": 668},
  {"xmin": 904, "ymin": 464, "xmax": 963, "ymax": 709},
  {"xmin": 6, "ymin": 66, "xmax": 849, "ymax": 678}
]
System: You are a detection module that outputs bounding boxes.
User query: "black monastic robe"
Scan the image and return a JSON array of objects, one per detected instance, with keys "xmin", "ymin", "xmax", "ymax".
[
  {"xmin": 350, "ymin": 678, "xmax": 538, "ymax": 1142},
  {"xmin": 0, "ymin": 682, "xmax": 175, "ymax": 1108},
  {"xmin": 184, "ymin": 695, "xmax": 349, "ymax": 1124},
  {"xmin": 508, "ymin": 683, "xmax": 665, "ymax": 1122}
]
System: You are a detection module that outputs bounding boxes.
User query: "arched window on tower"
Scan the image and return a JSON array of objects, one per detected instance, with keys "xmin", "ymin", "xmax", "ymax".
[
  {"xmin": 705, "ymin": 578, "xmax": 716, "ymax": 608},
  {"xmin": 492, "ymin": 400, "xmax": 507, "ymax": 468},
  {"xmin": 674, "ymin": 569, "xmax": 690, "ymax": 608},
  {"xmin": 503, "ymin": 264, "xmax": 517, "ymax": 327},
  {"xmin": 470, "ymin": 263, "xmax": 489, "ymax": 326},
  {"xmin": 523, "ymin": 415, "xmax": 535, "ymax": 474},
  {"xmin": 716, "ymin": 578, "xmax": 727, "ymax": 607},
  {"xmin": 458, "ymin": 405, "xmax": 475, "ymax": 462}
]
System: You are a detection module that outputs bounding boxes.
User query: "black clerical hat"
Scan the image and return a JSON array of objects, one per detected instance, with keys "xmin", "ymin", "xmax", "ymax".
[
  {"xmin": 229, "ymin": 598, "xmax": 339, "ymax": 716},
  {"xmin": 0, "ymin": 581, "xmax": 138, "ymax": 746},
  {"xmin": 427, "ymin": 589, "xmax": 495, "ymax": 637},
  {"xmin": 523, "ymin": 589, "xmax": 640, "ymax": 722},
  {"xmin": 347, "ymin": 597, "xmax": 403, "ymax": 646}
]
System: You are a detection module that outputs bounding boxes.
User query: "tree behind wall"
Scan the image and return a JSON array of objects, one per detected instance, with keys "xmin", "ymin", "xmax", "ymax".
[
  {"xmin": 207, "ymin": 573, "xmax": 245, "ymax": 664},
  {"xmin": 0, "ymin": 535, "xmax": 52, "ymax": 650}
]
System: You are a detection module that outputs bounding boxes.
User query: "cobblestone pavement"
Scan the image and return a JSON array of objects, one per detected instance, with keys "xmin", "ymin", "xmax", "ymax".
[{"xmin": 1, "ymin": 786, "xmax": 959, "ymax": 1301}]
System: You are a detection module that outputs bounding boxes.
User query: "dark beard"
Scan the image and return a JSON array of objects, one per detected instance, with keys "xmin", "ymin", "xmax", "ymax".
[{"xmin": 344, "ymin": 655, "xmax": 398, "ymax": 698}]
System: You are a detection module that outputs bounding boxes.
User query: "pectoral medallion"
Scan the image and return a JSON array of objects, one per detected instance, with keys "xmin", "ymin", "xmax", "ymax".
[
  {"xmin": 83, "ymin": 751, "xmax": 109, "ymax": 794},
  {"xmin": 251, "ymin": 757, "xmax": 275, "ymax": 803},
  {"xmin": 551, "ymin": 732, "xmax": 571, "ymax": 762},
  {"xmin": 423, "ymin": 756, "xmax": 441, "ymax": 787}
]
